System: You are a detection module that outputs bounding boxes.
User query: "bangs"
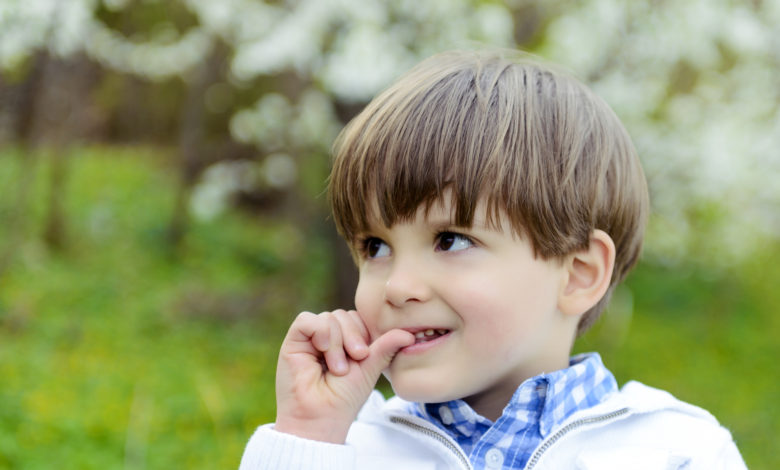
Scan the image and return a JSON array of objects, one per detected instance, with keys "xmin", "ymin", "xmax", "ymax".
[{"xmin": 329, "ymin": 54, "xmax": 527, "ymax": 244}]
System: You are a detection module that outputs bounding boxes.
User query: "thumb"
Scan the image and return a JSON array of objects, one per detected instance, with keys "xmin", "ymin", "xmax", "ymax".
[{"xmin": 359, "ymin": 329, "xmax": 415, "ymax": 382}]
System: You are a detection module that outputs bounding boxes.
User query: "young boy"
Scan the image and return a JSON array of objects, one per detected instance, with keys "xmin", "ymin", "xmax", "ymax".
[{"xmin": 239, "ymin": 50, "xmax": 746, "ymax": 469}]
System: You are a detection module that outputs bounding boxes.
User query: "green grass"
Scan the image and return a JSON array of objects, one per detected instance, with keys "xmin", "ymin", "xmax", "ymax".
[
  {"xmin": 0, "ymin": 146, "xmax": 330, "ymax": 468},
  {"xmin": 0, "ymin": 146, "xmax": 776, "ymax": 468}
]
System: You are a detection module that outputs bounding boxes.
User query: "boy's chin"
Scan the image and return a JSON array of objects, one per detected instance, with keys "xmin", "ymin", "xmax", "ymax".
[{"xmin": 387, "ymin": 376, "xmax": 458, "ymax": 404}]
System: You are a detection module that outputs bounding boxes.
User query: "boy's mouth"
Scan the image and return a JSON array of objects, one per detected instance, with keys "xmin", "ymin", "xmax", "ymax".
[{"xmin": 412, "ymin": 329, "xmax": 449, "ymax": 344}]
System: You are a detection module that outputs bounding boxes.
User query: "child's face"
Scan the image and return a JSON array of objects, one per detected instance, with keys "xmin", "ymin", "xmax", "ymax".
[{"xmin": 354, "ymin": 197, "xmax": 578, "ymax": 419}]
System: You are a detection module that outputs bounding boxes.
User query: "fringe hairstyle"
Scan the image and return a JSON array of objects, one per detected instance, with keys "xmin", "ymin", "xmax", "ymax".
[{"xmin": 328, "ymin": 49, "xmax": 649, "ymax": 336}]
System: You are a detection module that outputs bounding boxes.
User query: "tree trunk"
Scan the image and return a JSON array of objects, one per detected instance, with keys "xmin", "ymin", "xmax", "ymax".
[
  {"xmin": 0, "ymin": 50, "xmax": 49, "ymax": 277},
  {"xmin": 42, "ymin": 145, "xmax": 68, "ymax": 250},
  {"xmin": 167, "ymin": 42, "xmax": 224, "ymax": 249}
]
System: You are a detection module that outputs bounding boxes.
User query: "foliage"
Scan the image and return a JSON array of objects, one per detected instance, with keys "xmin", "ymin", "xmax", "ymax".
[
  {"xmin": 2, "ymin": 0, "xmax": 778, "ymax": 263},
  {"xmin": 538, "ymin": 0, "xmax": 780, "ymax": 267},
  {"xmin": 0, "ymin": 146, "xmax": 776, "ymax": 469}
]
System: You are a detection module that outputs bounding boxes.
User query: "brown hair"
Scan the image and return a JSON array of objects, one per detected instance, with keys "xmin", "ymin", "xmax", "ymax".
[{"xmin": 329, "ymin": 49, "xmax": 649, "ymax": 336}]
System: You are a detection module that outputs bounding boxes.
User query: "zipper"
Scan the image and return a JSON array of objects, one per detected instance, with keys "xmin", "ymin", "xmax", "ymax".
[
  {"xmin": 389, "ymin": 415, "xmax": 473, "ymax": 469},
  {"xmin": 524, "ymin": 407, "xmax": 630, "ymax": 469}
]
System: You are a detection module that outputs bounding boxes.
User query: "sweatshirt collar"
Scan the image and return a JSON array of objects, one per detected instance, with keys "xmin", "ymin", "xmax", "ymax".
[{"xmin": 413, "ymin": 352, "xmax": 618, "ymax": 442}]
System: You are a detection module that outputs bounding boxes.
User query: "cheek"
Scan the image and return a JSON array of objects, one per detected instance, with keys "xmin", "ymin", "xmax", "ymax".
[
  {"xmin": 449, "ymin": 283, "xmax": 508, "ymax": 336},
  {"xmin": 454, "ymin": 275, "xmax": 555, "ymax": 338},
  {"xmin": 354, "ymin": 279, "xmax": 374, "ymax": 312},
  {"xmin": 354, "ymin": 278, "xmax": 382, "ymax": 334}
]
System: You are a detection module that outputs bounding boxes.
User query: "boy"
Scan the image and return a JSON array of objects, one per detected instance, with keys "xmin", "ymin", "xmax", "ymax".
[{"xmin": 239, "ymin": 50, "xmax": 746, "ymax": 469}]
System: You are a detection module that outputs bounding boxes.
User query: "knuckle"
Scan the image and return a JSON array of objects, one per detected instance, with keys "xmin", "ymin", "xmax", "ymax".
[
  {"xmin": 332, "ymin": 310, "xmax": 351, "ymax": 326},
  {"xmin": 295, "ymin": 311, "xmax": 315, "ymax": 321},
  {"xmin": 318, "ymin": 311, "xmax": 334, "ymax": 321}
]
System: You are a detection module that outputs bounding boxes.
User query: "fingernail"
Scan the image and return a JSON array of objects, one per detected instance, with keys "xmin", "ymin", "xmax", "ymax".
[{"xmin": 336, "ymin": 360, "xmax": 348, "ymax": 374}]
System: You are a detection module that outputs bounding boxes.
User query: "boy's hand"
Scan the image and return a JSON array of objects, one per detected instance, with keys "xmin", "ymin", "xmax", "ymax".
[{"xmin": 273, "ymin": 309, "xmax": 414, "ymax": 443}]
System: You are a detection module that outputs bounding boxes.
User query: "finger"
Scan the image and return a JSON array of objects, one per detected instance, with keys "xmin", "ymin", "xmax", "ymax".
[
  {"xmin": 285, "ymin": 312, "xmax": 337, "ymax": 358},
  {"xmin": 359, "ymin": 329, "xmax": 415, "ymax": 383},
  {"xmin": 282, "ymin": 312, "xmax": 323, "ymax": 351},
  {"xmin": 333, "ymin": 309, "xmax": 369, "ymax": 361},
  {"xmin": 304, "ymin": 312, "xmax": 331, "ymax": 352},
  {"xmin": 322, "ymin": 314, "xmax": 349, "ymax": 376}
]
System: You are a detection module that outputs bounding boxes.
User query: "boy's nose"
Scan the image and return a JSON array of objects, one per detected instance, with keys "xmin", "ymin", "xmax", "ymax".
[{"xmin": 383, "ymin": 259, "xmax": 432, "ymax": 307}]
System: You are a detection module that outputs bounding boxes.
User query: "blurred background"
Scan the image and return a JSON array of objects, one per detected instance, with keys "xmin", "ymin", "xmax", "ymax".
[{"xmin": 0, "ymin": 0, "xmax": 777, "ymax": 468}]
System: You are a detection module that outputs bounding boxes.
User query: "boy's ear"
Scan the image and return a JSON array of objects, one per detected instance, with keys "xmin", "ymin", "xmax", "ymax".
[{"xmin": 558, "ymin": 230, "xmax": 616, "ymax": 317}]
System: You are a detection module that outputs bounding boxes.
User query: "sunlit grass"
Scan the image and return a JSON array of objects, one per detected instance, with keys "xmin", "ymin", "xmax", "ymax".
[{"xmin": 0, "ymin": 146, "xmax": 323, "ymax": 468}]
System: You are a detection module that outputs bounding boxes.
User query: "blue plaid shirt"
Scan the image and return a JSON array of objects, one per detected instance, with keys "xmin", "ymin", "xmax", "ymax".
[{"xmin": 407, "ymin": 352, "xmax": 617, "ymax": 470}]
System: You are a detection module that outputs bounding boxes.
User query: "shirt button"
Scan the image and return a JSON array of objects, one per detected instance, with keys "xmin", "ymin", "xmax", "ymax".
[
  {"xmin": 438, "ymin": 405, "xmax": 454, "ymax": 425},
  {"xmin": 486, "ymin": 448, "xmax": 504, "ymax": 469}
]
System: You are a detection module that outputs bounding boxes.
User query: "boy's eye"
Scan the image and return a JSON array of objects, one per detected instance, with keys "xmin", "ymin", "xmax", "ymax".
[
  {"xmin": 436, "ymin": 232, "xmax": 473, "ymax": 252},
  {"xmin": 363, "ymin": 237, "xmax": 391, "ymax": 259}
]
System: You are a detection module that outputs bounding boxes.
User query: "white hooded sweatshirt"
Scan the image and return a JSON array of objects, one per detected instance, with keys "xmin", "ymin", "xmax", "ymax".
[{"xmin": 239, "ymin": 381, "xmax": 747, "ymax": 470}]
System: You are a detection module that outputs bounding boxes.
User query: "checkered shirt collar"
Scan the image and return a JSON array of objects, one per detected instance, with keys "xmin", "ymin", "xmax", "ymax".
[
  {"xmin": 409, "ymin": 352, "xmax": 618, "ymax": 459},
  {"xmin": 534, "ymin": 352, "xmax": 618, "ymax": 436}
]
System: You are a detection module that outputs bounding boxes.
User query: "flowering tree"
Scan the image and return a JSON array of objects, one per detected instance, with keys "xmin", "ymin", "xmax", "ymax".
[
  {"xmin": 0, "ymin": 0, "xmax": 777, "ymax": 265},
  {"xmin": 539, "ymin": 0, "xmax": 780, "ymax": 266}
]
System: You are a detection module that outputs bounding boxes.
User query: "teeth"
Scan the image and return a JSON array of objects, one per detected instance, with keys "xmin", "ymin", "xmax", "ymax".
[{"xmin": 413, "ymin": 329, "xmax": 447, "ymax": 341}]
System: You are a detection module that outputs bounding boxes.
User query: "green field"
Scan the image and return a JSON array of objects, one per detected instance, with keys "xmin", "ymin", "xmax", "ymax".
[{"xmin": 0, "ymin": 147, "xmax": 776, "ymax": 468}]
